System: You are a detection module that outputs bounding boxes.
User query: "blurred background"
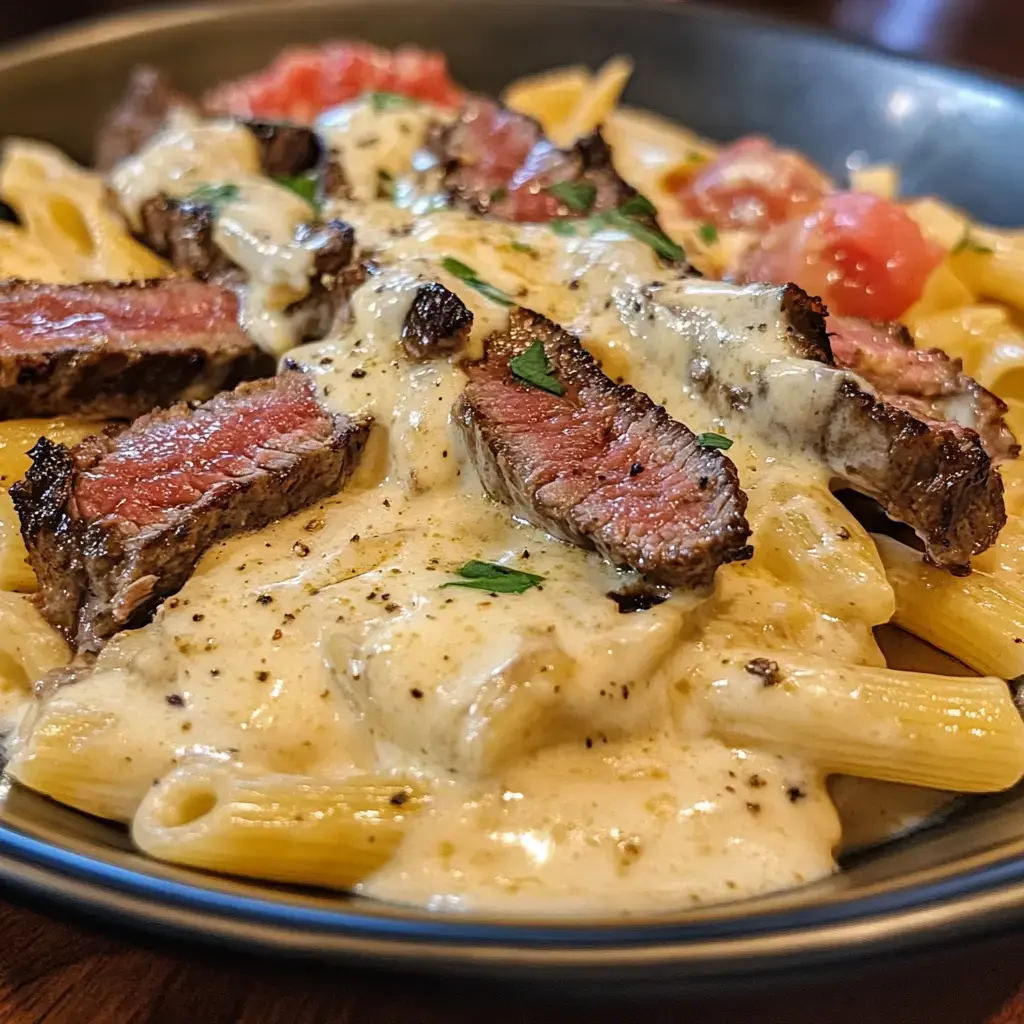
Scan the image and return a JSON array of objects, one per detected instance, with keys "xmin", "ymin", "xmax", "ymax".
[{"xmin": 3, "ymin": 0, "xmax": 1021, "ymax": 81}]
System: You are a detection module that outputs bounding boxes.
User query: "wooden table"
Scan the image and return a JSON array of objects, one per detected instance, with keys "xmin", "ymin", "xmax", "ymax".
[{"xmin": 2, "ymin": 1, "xmax": 1024, "ymax": 1021}]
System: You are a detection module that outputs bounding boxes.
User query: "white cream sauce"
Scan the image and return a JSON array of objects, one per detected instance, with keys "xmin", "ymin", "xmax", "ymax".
[
  {"xmin": 6, "ymin": 102, "xmax": 936, "ymax": 914},
  {"xmin": 109, "ymin": 112, "xmax": 322, "ymax": 354}
]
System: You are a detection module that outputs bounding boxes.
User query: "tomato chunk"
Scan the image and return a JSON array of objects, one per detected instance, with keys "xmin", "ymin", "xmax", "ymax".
[
  {"xmin": 672, "ymin": 136, "xmax": 832, "ymax": 233},
  {"xmin": 738, "ymin": 192, "xmax": 944, "ymax": 321},
  {"xmin": 204, "ymin": 41, "xmax": 464, "ymax": 122}
]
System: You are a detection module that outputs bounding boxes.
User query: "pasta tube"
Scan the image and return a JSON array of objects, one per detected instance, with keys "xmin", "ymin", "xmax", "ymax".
[
  {"xmin": 133, "ymin": 762, "xmax": 430, "ymax": 888},
  {"xmin": 875, "ymin": 534, "xmax": 1024, "ymax": 679},
  {"xmin": 686, "ymin": 649, "xmax": 1024, "ymax": 792}
]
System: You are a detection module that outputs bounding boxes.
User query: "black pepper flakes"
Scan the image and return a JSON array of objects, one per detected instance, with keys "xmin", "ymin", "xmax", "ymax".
[
  {"xmin": 384, "ymin": 602, "xmax": 400, "ymax": 612},
  {"xmin": 165, "ymin": 694, "xmax": 185, "ymax": 707},
  {"xmin": 272, "ymin": 628, "xmax": 283, "ymax": 641},
  {"xmin": 390, "ymin": 790, "xmax": 410, "ymax": 806},
  {"xmin": 256, "ymin": 594, "xmax": 273, "ymax": 605},
  {"xmin": 744, "ymin": 657, "xmax": 781, "ymax": 686},
  {"xmin": 748, "ymin": 774, "xmax": 766, "ymax": 789},
  {"xmin": 293, "ymin": 542, "xmax": 311, "ymax": 557},
  {"xmin": 746, "ymin": 801, "xmax": 762, "ymax": 814},
  {"xmin": 256, "ymin": 671, "xmax": 270, "ymax": 682},
  {"xmin": 585, "ymin": 737, "xmax": 593, "ymax": 749},
  {"xmin": 351, "ymin": 368, "xmax": 367, "ymax": 379},
  {"xmin": 629, "ymin": 462, "xmax": 643, "ymax": 477},
  {"xmin": 191, "ymin": 613, "xmax": 204, "ymax": 622},
  {"xmin": 836, "ymin": 526, "xmax": 851, "ymax": 540},
  {"xmin": 787, "ymin": 786, "xmax": 807, "ymax": 803},
  {"xmin": 410, "ymin": 688, "xmax": 424, "ymax": 699}
]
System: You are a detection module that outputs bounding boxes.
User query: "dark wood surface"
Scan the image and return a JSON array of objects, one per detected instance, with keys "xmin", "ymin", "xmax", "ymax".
[{"xmin": 2, "ymin": 1, "xmax": 1024, "ymax": 1021}]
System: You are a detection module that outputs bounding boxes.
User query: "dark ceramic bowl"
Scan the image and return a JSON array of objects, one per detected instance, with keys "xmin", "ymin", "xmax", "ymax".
[{"xmin": 1, "ymin": 0, "xmax": 1024, "ymax": 988}]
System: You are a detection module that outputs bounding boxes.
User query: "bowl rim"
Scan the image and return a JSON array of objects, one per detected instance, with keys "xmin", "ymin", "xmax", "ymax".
[{"xmin": 2, "ymin": 0, "xmax": 1024, "ymax": 980}]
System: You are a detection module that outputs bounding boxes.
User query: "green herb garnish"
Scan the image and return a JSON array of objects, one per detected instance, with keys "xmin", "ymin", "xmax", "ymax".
[
  {"xmin": 953, "ymin": 227, "xmax": 994, "ymax": 256},
  {"xmin": 441, "ymin": 257, "xmax": 515, "ymax": 306},
  {"xmin": 699, "ymin": 223, "xmax": 719, "ymax": 245},
  {"xmin": 369, "ymin": 91, "xmax": 414, "ymax": 112},
  {"xmin": 441, "ymin": 560, "xmax": 545, "ymax": 594},
  {"xmin": 618, "ymin": 194, "xmax": 657, "ymax": 217},
  {"xmin": 549, "ymin": 219, "xmax": 578, "ymax": 237},
  {"xmin": 184, "ymin": 183, "xmax": 239, "ymax": 208},
  {"xmin": 490, "ymin": 186, "xmax": 509, "ymax": 204},
  {"xmin": 510, "ymin": 339, "xmax": 565, "ymax": 396},
  {"xmin": 510, "ymin": 240, "xmax": 539, "ymax": 256},
  {"xmin": 696, "ymin": 432, "xmax": 733, "ymax": 450},
  {"xmin": 273, "ymin": 173, "xmax": 319, "ymax": 209},
  {"xmin": 544, "ymin": 180, "xmax": 597, "ymax": 214},
  {"xmin": 603, "ymin": 209, "xmax": 686, "ymax": 261}
]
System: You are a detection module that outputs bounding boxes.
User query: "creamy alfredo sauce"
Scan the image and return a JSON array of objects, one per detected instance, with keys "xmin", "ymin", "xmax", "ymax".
[{"xmin": 7, "ymin": 97, "xmax": 921, "ymax": 914}]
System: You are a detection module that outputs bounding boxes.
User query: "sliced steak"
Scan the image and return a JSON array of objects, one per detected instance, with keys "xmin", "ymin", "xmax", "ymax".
[
  {"xmin": 12, "ymin": 372, "xmax": 371, "ymax": 650},
  {"xmin": 432, "ymin": 98, "xmax": 635, "ymax": 223},
  {"xmin": 138, "ymin": 199, "xmax": 358, "ymax": 342},
  {"xmin": 647, "ymin": 280, "xmax": 1009, "ymax": 572},
  {"xmin": 828, "ymin": 316, "xmax": 1018, "ymax": 462},
  {"xmin": 95, "ymin": 65, "xmax": 201, "ymax": 172},
  {"xmin": 401, "ymin": 283, "xmax": 473, "ymax": 361},
  {"xmin": 246, "ymin": 120, "xmax": 323, "ymax": 176},
  {"xmin": 0, "ymin": 279, "xmax": 274, "ymax": 420},
  {"xmin": 456, "ymin": 307, "xmax": 751, "ymax": 587}
]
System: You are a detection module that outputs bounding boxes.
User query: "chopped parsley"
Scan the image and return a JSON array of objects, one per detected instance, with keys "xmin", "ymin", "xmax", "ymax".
[
  {"xmin": 184, "ymin": 183, "xmax": 239, "ymax": 208},
  {"xmin": 510, "ymin": 240, "xmax": 538, "ymax": 256},
  {"xmin": 441, "ymin": 257, "xmax": 514, "ymax": 306},
  {"xmin": 699, "ymin": 223, "xmax": 719, "ymax": 245},
  {"xmin": 602, "ymin": 208, "xmax": 686, "ymax": 261},
  {"xmin": 369, "ymin": 91, "xmax": 415, "ymax": 112},
  {"xmin": 273, "ymin": 173, "xmax": 319, "ymax": 209},
  {"xmin": 510, "ymin": 339, "xmax": 565, "ymax": 396},
  {"xmin": 549, "ymin": 219, "xmax": 578, "ymax": 237},
  {"xmin": 441, "ymin": 560, "xmax": 545, "ymax": 594},
  {"xmin": 618, "ymin": 194, "xmax": 657, "ymax": 217},
  {"xmin": 696, "ymin": 432, "xmax": 733, "ymax": 450},
  {"xmin": 545, "ymin": 180, "xmax": 597, "ymax": 214},
  {"xmin": 953, "ymin": 227, "xmax": 994, "ymax": 256}
]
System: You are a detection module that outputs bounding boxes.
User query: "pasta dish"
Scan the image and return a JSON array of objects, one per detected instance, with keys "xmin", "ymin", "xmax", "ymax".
[{"xmin": 0, "ymin": 44, "xmax": 1022, "ymax": 915}]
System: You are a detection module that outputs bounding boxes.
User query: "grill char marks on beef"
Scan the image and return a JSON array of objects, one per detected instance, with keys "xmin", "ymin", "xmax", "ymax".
[
  {"xmin": 0, "ymin": 279, "xmax": 274, "ymax": 420},
  {"xmin": 657, "ymin": 280, "xmax": 1010, "ymax": 572},
  {"xmin": 246, "ymin": 120, "xmax": 323, "ymax": 176},
  {"xmin": 95, "ymin": 65, "xmax": 201, "ymax": 171},
  {"xmin": 456, "ymin": 307, "xmax": 752, "ymax": 587},
  {"xmin": 401, "ymin": 283, "xmax": 473, "ymax": 361},
  {"xmin": 12, "ymin": 372, "xmax": 371, "ymax": 650},
  {"xmin": 828, "ymin": 316, "xmax": 1019, "ymax": 462},
  {"xmin": 432, "ymin": 98, "xmax": 636, "ymax": 224}
]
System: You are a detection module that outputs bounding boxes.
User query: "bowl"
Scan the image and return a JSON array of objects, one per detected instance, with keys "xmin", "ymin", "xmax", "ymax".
[{"xmin": 1, "ymin": 0, "xmax": 1024, "ymax": 987}]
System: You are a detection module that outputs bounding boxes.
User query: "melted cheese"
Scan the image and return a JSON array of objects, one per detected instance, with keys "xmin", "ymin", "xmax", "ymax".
[{"xmin": 7, "ymin": 105, "xmax": 923, "ymax": 915}]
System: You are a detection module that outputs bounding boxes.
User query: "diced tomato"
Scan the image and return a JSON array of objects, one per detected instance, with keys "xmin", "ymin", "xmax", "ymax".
[
  {"xmin": 738, "ymin": 192, "xmax": 944, "ymax": 321},
  {"xmin": 204, "ymin": 42, "xmax": 464, "ymax": 122},
  {"xmin": 672, "ymin": 136, "xmax": 833, "ymax": 233}
]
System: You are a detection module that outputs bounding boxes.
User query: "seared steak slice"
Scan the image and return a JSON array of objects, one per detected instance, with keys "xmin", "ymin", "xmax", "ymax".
[
  {"xmin": 12, "ymin": 372, "xmax": 371, "ymax": 650},
  {"xmin": 95, "ymin": 65, "xmax": 201, "ymax": 171},
  {"xmin": 246, "ymin": 120, "xmax": 322, "ymax": 176},
  {"xmin": 401, "ymin": 283, "xmax": 473, "ymax": 360},
  {"xmin": 456, "ymin": 307, "xmax": 751, "ymax": 587},
  {"xmin": 0, "ymin": 279, "xmax": 274, "ymax": 420},
  {"xmin": 648, "ymin": 280, "xmax": 1008, "ymax": 572},
  {"xmin": 139, "ymin": 196, "xmax": 235, "ymax": 281},
  {"xmin": 432, "ymin": 98, "xmax": 635, "ymax": 223},
  {"xmin": 829, "ymin": 316, "xmax": 1018, "ymax": 462}
]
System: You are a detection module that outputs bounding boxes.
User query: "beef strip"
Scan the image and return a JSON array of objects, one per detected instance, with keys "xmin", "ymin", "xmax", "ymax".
[
  {"xmin": 12, "ymin": 372, "xmax": 371, "ymax": 650},
  {"xmin": 401, "ymin": 283, "xmax": 473, "ymax": 360},
  {"xmin": 0, "ymin": 279, "xmax": 274, "ymax": 420},
  {"xmin": 828, "ymin": 316, "xmax": 1018, "ymax": 462},
  {"xmin": 246, "ymin": 120, "xmax": 323, "ymax": 176},
  {"xmin": 432, "ymin": 98, "xmax": 636, "ymax": 223},
  {"xmin": 456, "ymin": 307, "xmax": 751, "ymax": 587},
  {"xmin": 648, "ymin": 280, "xmax": 1011, "ymax": 572},
  {"xmin": 138, "ymin": 197, "xmax": 358, "ymax": 341},
  {"xmin": 94, "ymin": 65, "xmax": 201, "ymax": 171}
]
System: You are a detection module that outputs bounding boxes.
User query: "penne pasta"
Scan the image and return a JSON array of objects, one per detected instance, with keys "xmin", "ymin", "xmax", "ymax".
[
  {"xmin": 685, "ymin": 649, "xmax": 1024, "ymax": 792},
  {"xmin": 875, "ymin": 534, "xmax": 1024, "ymax": 679},
  {"xmin": 133, "ymin": 762, "xmax": 430, "ymax": 888}
]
